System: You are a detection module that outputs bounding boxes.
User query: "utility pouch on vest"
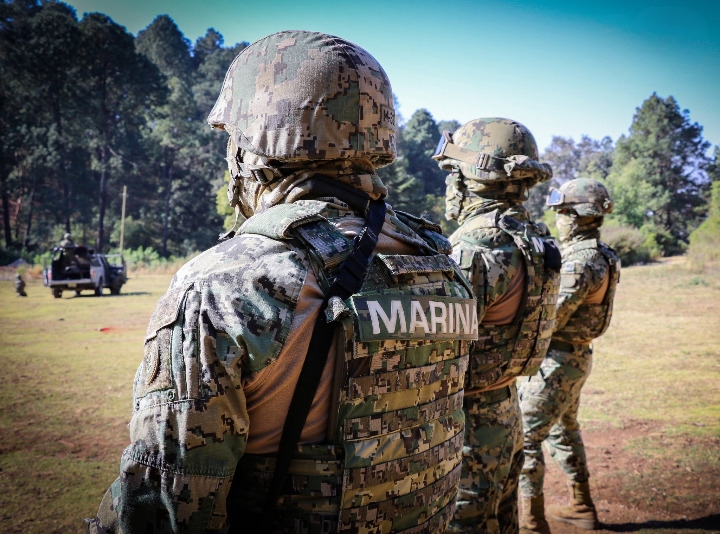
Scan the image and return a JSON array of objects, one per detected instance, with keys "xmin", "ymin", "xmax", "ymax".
[
  {"xmin": 253, "ymin": 199, "xmax": 386, "ymax": 529},
  {"xmin": 554, "ymin": 241, "xmax": 620, "ymax": 344},
  {"xmin": 331, "ymin": 255, "xmax": 474, "ymax": 533},
  {"xmin": 468, "ymin": 216, "xmax": 561, "ymax": 389},
  {"xmin": 233, "ymin": 202, "xmax": 477, "ymax": 533}
]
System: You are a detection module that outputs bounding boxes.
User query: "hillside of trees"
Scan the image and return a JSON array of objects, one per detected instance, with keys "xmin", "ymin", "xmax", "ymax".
[{"xmin": 2, "ymin": 1, "xmax": 718, "ymax": 268}]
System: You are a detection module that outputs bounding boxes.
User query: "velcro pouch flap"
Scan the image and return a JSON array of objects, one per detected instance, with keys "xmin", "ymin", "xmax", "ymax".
[
  {"xmin": 144, "ymin": 284, "xmax": 189, "ymax": 341},
  {"xmin": 376, "ymin": 253, "xmax": 455, "ymax": 281},
  {"xmin": 239, "ymin": 203, "xmax": 327, "ymax": 239}
]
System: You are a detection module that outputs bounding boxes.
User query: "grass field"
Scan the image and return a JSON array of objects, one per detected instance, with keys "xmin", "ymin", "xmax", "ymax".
[{"xmin": 0, "ymin": 258, "xmax": 719, "ymax": 533}]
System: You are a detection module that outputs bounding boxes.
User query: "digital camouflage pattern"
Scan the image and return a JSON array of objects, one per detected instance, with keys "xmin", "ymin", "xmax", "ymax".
[
  {"xmin": 435, "ymin": 117, "xmax": 559, "ymax": 534},
  {"xmin": 518, "ymin": 344, "xmax": 593, "ymax": 498},
  {"xmin": 518, "ymin": 192, "xmax": 620, "ymax": 501},
  {"xmin": 86, "ymin": 29, "xmax": 476, "ymax": 534},
  {"xmin": 550, "ymin": 178, "xmax": 620, "ymax": 344},
  {"xmin": 447, "ymin": 206, "xmax": 560, "ymax": 534},
  {"xmin": 85, "ymin": 201, "xmax": 477, "ymax": 534},
  {"xmin": 552, "ymin": 240, "xmax": 620, "ymax": 344},
  {"xmin": 449, "ymin": 388, "xmax": 524, "ymax": 534},
  {"xmin": 434, "ymin": 118, "xmax": 552, "ymax": 222},
  {"xmin": 207, "ymin": 30, "xmax": 396, "ymax": 167},
  {"xmin": 86, "ymin": 219, "xmax": 309, "ymax": 534},
  {"xmin": 228, "ymin": 206, "xmax": 477, "ymax": 533},
  {"xmin": 210, "ymin": 30, "xmax": 395, "ymax": 233},
  {"xmin": 450, "ymin": 209, "xmax": 560, "ymax": 389},
  {"xmin": 547, "ymin": 177, "xmax": 614, "ymax": 218}
]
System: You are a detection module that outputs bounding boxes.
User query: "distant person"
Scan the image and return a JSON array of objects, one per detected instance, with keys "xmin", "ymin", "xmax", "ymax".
[
  {"xmin": 432, "ymin": 117, "xmax": 561, "ymax": 533},
  {"xmin": 59, "ymin": 232, "xmax": 74, "ymax": 249},
  {"xmin": 518, "ymin": 178, "xmax": 620, "ymax": 533},
  {"xmin": 59, "ymin": 232, "xmax": 77, "ymax": 268},
  {"xmin": 85, "ymin": 30, "xmax": 477, "ymax": 534},
  {"xmin": 15, "ymin": 273, "xmax": 27, "ymax": 297}
]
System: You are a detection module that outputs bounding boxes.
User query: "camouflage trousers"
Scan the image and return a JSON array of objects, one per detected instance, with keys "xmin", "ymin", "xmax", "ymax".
[
  {"xmin": 447, "ymin": 384, "xmax": 523, "ymax": 534},
  {"xmin": 517, "ymin": 344, "xmax": 593, "ymax": 498}
]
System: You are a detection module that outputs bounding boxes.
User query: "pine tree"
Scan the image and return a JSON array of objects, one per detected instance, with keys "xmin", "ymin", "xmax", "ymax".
[{"xmin": 608, "ymin": 93, "xmax": 711, "ymax": 255}]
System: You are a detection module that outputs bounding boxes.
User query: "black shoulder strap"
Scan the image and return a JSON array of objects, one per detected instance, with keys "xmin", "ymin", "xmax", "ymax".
[{"xmin": 260, "ymin": 198, "xmax": 386, "ymax": 518}]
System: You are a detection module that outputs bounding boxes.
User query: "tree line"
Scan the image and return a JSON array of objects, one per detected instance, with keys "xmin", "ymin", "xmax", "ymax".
[
  {"xmin": 2, "ymin": 1, "xmax": 718, "ymax": 267},
  {"xmin": 1, "ymin": 0, "xmax": 246, "ymax": 260}
]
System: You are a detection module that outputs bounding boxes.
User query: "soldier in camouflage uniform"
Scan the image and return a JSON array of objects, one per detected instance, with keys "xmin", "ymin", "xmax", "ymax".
[
  {"xmin": 85, "ymin": 30, "xmax": 479, "ymax": 534},
  {"xmin": 517, "ymin": 178, "xmax": 620, "ymax": 533},
  {"xmin": 60, "ymin": 232, "xmax": 74, "ymax": 249},
  {"xmin": 432, "ymin": 118, "xmax": 561, "ymax": 534},
  {"xmin": 60, "ymin": 232, "xmax": 77, "ymax": 268},
  {"xmin": 15, "ymin": 273, "xmax": 27, "ymax": 297}
]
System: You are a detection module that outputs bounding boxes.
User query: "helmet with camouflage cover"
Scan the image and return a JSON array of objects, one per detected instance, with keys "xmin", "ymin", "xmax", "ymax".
[
  {"xmin": 207, "ymin": 30, "xmax": 396, "ymax": 167},
  {"xmin": 432, "ymin": 117, "xmax": 552, "ymax": 189},
  {"xmin": 547, "ymin": 177, "xmax": 614, "ymax": 217}
]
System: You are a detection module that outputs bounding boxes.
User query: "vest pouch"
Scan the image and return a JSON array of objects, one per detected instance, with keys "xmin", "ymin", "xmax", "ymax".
[
  {"xmin": 468, "ymin": 217, "xmax": 561, "ymax": 387},
  {"xmin": 230, "ymin": 445, "xmax": 344, "ymax": 532},
  {"xmin": 554, "ymin": 242, "xmax": 619, "ymax": 344},
  {"xmin": 333, "ymin": 253, "xmax": 475, "ymax": 533}
]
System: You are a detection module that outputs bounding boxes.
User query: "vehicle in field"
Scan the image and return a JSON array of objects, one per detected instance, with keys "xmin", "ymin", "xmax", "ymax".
[{"xmin": 42, "ymin": 245, "xmax": 127, "ymax": 298}]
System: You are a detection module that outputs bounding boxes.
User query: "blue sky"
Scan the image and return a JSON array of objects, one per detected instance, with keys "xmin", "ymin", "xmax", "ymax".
[{"xmin": 63, "ymin": 0, "xmax": 720, "ymax": 154}]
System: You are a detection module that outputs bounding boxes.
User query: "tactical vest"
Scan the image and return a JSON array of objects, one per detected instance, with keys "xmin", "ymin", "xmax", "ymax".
[
  {"xmin": 453, "ymin": 211, "xmax": 561, "ymax": 390},
  {"xmin": 553, "ymin": 239, "xmax": 620, "ymax": 344},
  {"xmin": 229, "ymin": 204, "xmax": 477, "ymax": 533}
]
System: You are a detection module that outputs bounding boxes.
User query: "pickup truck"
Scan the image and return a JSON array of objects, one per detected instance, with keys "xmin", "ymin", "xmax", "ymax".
[{"xmin": 43, "ymin": 245, "xmax": 127, "ymax": 298}]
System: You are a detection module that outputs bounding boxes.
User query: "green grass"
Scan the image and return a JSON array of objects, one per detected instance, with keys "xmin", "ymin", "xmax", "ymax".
[
  {"xmin": 580, "ymin": 257, "xmax": 720, "ymax": 436},
  {"xmin": 0, "ymin": 258, "xmax": 719, "ymax": 532},
  {"xmin": 0, "ymin": 274, "xmax": 172, "ymax": 534}
]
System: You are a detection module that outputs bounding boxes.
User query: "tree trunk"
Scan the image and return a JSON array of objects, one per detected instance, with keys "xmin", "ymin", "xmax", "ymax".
[
  {"xmin": 161, "ymin": 162, "xmax": 173, "ymax": 257},
  {"xmin": 22, "ymin": 176, "xmax": 37, "ymax": 249},
  {"xmin": 0, "ymin": 167, "xmax": 13, "ymax": 248},
  {"xmin": 96, "ymin": 80, "xmax": 109, "ymax": 253},
  {"xmin": 64, "ymin": 180, "xmax": 72, "ymax": 234},
  {"xmin": 54, "ymin": 102, "xmax": 71, "ymax": 236},
  {"xmin": 97, "ymin": 142, "xmax": 108, "ymax": 252}
]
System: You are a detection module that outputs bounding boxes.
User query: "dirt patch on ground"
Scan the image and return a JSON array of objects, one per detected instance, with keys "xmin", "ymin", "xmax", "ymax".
[
  {"xmin": 61, "ymin": 418, "xmax": 719, "ymax": 533},
  {"xmin": 540, "ymin": 420, "xmax": 720, "ymax": 533}
]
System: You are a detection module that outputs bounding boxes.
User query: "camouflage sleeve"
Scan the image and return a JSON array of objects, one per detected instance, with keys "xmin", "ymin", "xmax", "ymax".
[
  {"xmin": 481, "ymin": 245, "xmax": 524, "ymax": 308},
  {"xmin": 554, "ymin": 259, "xmax": 599, "ymax": 332},
  {"xmin": 451, "ymin": 242, "xmax": 488, "ymax": 320},
  {"xmin": 87, "ymin": 283, "xmax": 250, "ymax": 534},
  {"xmin": 451, "ymin": 239, "xmax": 523, "ymax": 323}
]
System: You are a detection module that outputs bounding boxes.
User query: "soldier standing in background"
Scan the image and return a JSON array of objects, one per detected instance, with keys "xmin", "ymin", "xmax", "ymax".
[
  {"xmin": 518, "ymin": 178, "xmax": 620, "ymax": 533},
  {"xmin": 432, "ymin": 118, "xmax": 561, "ymax": 534},
  {"xmin": 85, "ymin": 30, "xmax": 478, "ymax": 534},
  {"xmin": 59, "ymin": 232, "xmax": 74, "ymax": 249},
  {"xmin": 59, "ymin": 232, "xmax": 77, "ymax": 268},
  {"xmin": 15, "ymin": 273, "xmax": 27, "ymax": 297}
]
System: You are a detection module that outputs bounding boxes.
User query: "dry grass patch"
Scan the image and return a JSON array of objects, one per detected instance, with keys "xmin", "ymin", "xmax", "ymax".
[
  {"xmin": 1, "ymin": 257, "xmax": 719, "ymax": 533},
  {"xmin": 581, "ymin": 257, "xmax": 720, "ymax": 436},
  {"xmin": 0, "ymin": 274, "xmax": 173, "ymax": 533}
]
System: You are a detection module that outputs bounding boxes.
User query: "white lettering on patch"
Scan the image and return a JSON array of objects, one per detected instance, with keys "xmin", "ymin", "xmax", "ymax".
[
  {"xmin": 454, "ymin": 302, "xmax": 479, "ymax": 336},
  {"xmin": 410, "ymin": 300, "xmax": 431, "ymax": 333},
  {"xmin": 366, "ymin": 298, "xmax": 478, "ymax": 337},
  {"xmin": 368, "ymin": 300, "xmax": 407, "ymax": 335},
  {"xmin": 430, "ymin": 301, "xmax": 447, "ymax": 333}
]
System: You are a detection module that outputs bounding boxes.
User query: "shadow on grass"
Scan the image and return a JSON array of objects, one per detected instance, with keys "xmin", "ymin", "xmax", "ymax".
[{"xmin": 602, "ymin": 513, "xmax": 720, "ymax": 531}]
